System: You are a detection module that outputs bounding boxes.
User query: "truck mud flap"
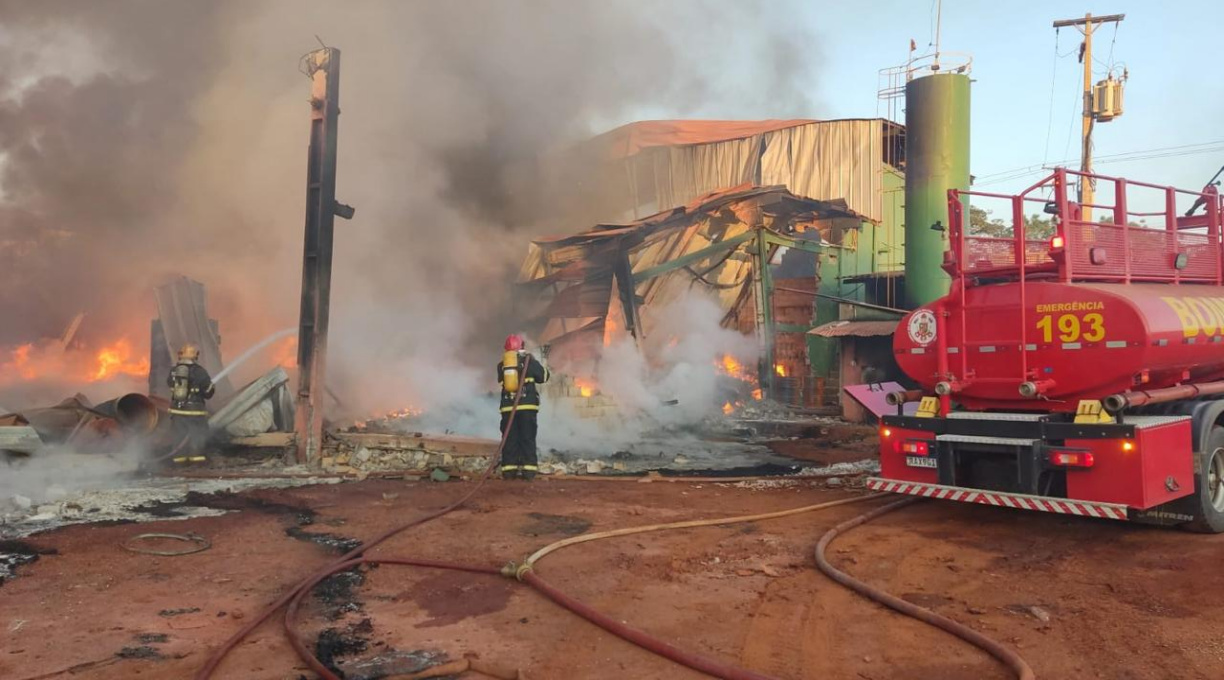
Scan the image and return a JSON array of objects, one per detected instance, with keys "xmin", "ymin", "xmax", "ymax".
[{"xmin": 867, "ymin": 477, "xmax": 1128, "ymax": 521}]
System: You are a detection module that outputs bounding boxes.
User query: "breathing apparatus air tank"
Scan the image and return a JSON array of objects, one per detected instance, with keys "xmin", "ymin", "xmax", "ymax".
[
  {"xmin": 170, "ymin": 363, "xmax": 192, "ymax": 402},
  {"xmin": 502, "ymin": 351, "xmax": 521, "ymax": 393}
]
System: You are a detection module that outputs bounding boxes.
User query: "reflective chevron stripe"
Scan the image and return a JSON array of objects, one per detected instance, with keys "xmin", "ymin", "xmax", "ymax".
[{"xmin": 866, "ymin": 478, "xmax": 1128, "ymax": 521}]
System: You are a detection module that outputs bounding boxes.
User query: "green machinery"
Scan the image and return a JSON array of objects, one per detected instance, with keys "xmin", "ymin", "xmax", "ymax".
[{"xmin": 904, "ymin": 72, "xmax": 970, "ymax": 307}]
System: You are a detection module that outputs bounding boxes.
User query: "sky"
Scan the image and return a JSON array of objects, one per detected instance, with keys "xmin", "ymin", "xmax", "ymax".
[{"xmin": 785, "ymin": 0, "xmax": 1222, "ymax": 203}]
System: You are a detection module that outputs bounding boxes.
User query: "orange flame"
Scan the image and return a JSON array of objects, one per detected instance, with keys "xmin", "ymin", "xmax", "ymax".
[
  {"xmin": 775, "ymin": 363, "xmax": 787, "ymax": 377},
  {"xmin": 0, "ymin": 337, "xmax": 149, "ymax": 387},
  {"xmin": 573, "ymin": 377, "xmax": 595, "ymax": 398},
  {"xmin": 272, "ymin": 336, "xmax": 298, "ymax": 369},
  {"xmin": 722, "ymin": 401, "xmax": 734, "ymax": 415},
  {"xmin": 603, "ymin": 314, "xmax": 619, "ymax": 347},
  {"xmin": 717, "ymin": 354, "xmax": 754, "ymax": 382},
  {"xmin": 351, "ymin": 405, "xmax": 423, "ymax": 430},
  {"xmin": 7, "ymin": 344, "xmax": 37, "ymax": 380},
  {"xmin": 751, "ymin": 388, "xmax": 763, "ymax": 401},
  {"xmin": 91, "ymin": 338, "xmax": 150, "ymax": 382}
]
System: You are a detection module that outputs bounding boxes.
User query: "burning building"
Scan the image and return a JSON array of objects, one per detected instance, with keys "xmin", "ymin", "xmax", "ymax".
[
  {"xmin": 518, "ymin": 183, "xmax": 868, "ymax": 409},
  {"xmin": 523, "ymin": 119, "xmax": 908, "ymax": 413}
]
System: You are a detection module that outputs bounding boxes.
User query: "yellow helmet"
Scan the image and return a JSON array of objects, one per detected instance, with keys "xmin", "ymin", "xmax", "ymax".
[{"xmin": 178, "ymin": 343, "xmax": 200, "ymax": 362}]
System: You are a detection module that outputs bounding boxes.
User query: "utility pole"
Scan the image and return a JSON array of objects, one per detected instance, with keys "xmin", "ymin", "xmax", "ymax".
[
  {"xmin": 1052, "ymin": 13, "xmax": 1124, "ymax": 221},
  {"xmin": 295, "ymin": 46, "xmax": 355, "ymax": 465}
]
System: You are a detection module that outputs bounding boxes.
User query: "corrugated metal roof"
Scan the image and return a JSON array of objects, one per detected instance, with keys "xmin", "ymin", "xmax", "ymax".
[
  {"xmin": 609, "ymin": 119, "xmax": 890, "ymax": 223},
  {"xmin": 808, "ymin": 319, "xmax": 898, "ymax": 338},
  {"xmin": 594, "ymin": 119, "xmax": 819, "ymax": 158},
  {"xmin": 153, "ymin": 276, "xmax": 234, "ymax": 399}
]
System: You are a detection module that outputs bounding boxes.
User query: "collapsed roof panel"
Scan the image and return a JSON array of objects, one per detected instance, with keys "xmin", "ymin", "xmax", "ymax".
[
  {"xmin": 209, "ymin": 366, "xmax": 292, "ymax": 437},
  {"xmin": 154, "ymin": 276, "xmax": 233, "ymax": 399},
  {"xmin": 518, "ymin": 185, "xmax": 865, "ymax": 374}
]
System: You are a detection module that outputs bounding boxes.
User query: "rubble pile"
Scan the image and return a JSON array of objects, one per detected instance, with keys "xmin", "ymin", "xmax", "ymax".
[{"xmin": 321, "ymin": 432, "xmax": 497, "ymax": 477}]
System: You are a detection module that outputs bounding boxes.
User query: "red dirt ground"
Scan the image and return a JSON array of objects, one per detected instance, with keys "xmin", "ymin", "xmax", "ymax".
[
  {"xmin": 765, "ymin": 423, "xmax": 877, "ymax": 466},
  {"xmin": 2, "ymin": 475, "xmax": 1223, "ymax": 680}
]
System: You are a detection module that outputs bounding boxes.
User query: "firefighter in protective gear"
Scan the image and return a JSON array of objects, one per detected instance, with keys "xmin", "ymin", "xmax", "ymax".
[
  {"xmin": 497, "ymin": 334, "xmax": 549, "ymax": 480},
  {"xmin": 167, "ymin": 343, "xmax": 216, "ymax": 461}
]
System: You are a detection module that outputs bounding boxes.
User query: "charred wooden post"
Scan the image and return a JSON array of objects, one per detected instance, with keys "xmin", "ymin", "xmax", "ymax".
[{"xmin": 296, "ymin": 47, "xmax": 353, "ymax": 465}]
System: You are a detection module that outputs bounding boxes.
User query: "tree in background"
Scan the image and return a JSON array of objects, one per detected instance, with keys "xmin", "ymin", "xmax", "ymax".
[{"xmin": 968, "ymin": 205, "xmax": 1055, "ymax": 239}]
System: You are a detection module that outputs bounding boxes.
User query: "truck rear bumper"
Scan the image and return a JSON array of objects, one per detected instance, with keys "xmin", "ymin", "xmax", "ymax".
[
  {"xmin": 866, "ymin": 477, "xmax": 1129, "ymax": 521},
  {"xmin": 879, "ymin": 412, "xmax": 1195, "ymax": 510}
]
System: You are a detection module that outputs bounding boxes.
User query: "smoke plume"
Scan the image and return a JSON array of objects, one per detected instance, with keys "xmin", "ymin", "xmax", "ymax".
[{"xmin": 0, "ymin": 0, "xmax": 821, "ymax": 416}]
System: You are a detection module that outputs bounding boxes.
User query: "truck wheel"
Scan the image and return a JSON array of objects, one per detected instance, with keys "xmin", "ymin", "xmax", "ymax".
[{"xmin": 1185, "ymin": 426, "xmax": 1224, "ymax": 534}]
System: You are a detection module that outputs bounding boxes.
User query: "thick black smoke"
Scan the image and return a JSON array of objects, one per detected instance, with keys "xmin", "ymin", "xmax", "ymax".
[
  {"xmin": 0, "ymin": 1, "xmax": 226, "ymax": 344},
  {"xmin": 0, "ymin": 0, "xmax": 821, "ymax": 412}
]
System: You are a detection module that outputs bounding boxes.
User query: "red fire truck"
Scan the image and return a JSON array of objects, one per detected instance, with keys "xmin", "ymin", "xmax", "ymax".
[{"xmin": 872, "ymin": 167, "xmax": 1224, "ymax": 532}]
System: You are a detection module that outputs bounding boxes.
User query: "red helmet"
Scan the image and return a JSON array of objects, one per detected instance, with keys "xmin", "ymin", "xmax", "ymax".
[{"xmin": 504, "ymin": 334, "xmax": 525, "ymax": 351}]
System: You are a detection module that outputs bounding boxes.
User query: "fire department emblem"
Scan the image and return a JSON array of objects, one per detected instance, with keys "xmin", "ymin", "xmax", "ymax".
[{"xmin": 907, "ymin": 309, "xmax": 937, "ymax": 346}]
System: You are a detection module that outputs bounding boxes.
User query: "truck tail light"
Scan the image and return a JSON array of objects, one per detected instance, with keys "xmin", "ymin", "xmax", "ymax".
[
  {"xmin": 901, "ymin": 441, "xmax": 930, "ymax": 455},
  {"xmin": 1050, "ymin": 450, "xmax": 1094, "ymax": 467},
  {"xmin": 1050, "ymin": 235, "xmax": 1065, "ymax": 250}
]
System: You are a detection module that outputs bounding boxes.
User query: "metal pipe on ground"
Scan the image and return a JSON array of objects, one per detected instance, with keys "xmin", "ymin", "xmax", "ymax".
[
  {"xmin": 1104, "ymin": 379, "xmax": 1224, "ymax": 413},
  {"xmin": 115, "ymin": 394, "xmax": 162, "ymax": 433},
  {"xmin": 93, "ymin": 394, "xmax": 167, "ymax": 434}
]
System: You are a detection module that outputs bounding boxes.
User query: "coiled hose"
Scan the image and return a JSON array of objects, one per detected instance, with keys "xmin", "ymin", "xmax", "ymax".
[{"xmin": 813, "ymin": 498, "xmax": 1036, "ymax": 680}]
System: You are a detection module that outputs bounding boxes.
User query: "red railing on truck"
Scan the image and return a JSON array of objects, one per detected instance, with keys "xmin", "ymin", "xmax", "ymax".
[
  {"xmin": 946, "ymin": 167, "xmax": 1223, "ymax": 285},
  {"xmin": 931, "ymin": 168, "xmax": 1224, "ymax": 412}
]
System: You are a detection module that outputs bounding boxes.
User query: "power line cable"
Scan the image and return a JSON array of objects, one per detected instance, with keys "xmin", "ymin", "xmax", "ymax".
[
  {"xmin": 1106, "ymin": 21, "xmax": 1119, "ymax": 68},
  {"xmin": 928, "ymin": 0, "xmax": 938, "ymax": 47},
  {"xmin": 1060, "ymin": 60, "xmax": 1081, "ymax": 162},
  {"xmin": 982, "ymin": 140, "xmax": 1224, "ymax": 179},
  {"xmin": 1042, "ymin": 31, "xmax": 1061, "ymax": 165},
  {"xmin": 975, "ymin": 144, "xmax": 1224, "ymax": 187},
  {"xmin": 977, "ymin": 141, "xmax": 1224, "ymax": 183}
]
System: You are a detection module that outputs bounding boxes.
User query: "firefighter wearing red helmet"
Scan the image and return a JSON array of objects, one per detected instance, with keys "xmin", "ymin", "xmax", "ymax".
[{"xmin": 497, "ymin": 334, "xmax": 550, "ymax": 480}]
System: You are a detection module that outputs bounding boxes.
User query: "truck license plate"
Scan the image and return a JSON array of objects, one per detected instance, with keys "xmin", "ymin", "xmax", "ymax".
[{"xmin": 906, "ymin": 456, "xmax": 937, "ymax": 469}]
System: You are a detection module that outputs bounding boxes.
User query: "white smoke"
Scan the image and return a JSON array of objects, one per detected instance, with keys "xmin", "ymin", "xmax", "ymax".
[
  {"xmin": 1, "ymin": 443, "xmax": 147, "ymax": 510},
  {"xmin": 391, "ymin": 290, "xmax": 758, "ymax": 455},
  {"xmin": 589, "ymin": 295, "xmax": 756, "ymax": 425}
]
